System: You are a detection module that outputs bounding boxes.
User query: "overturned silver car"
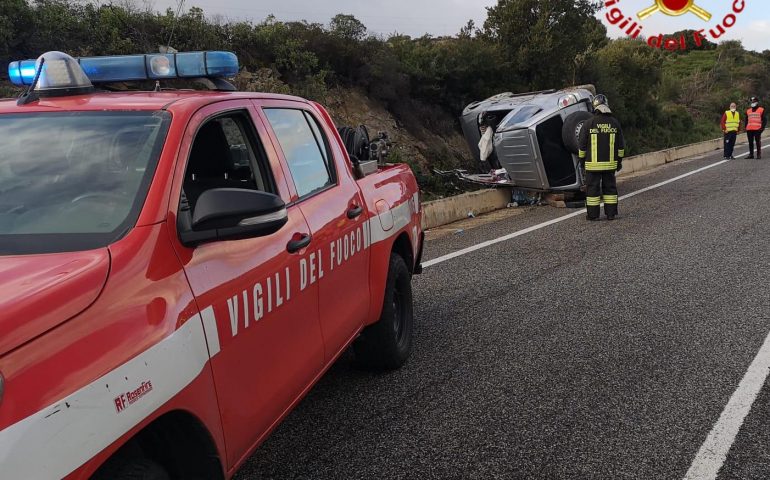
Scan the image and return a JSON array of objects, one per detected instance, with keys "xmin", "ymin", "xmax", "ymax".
[{"xmin": 456, "ymin": 85, "xmax": 597, "ymax": 192}]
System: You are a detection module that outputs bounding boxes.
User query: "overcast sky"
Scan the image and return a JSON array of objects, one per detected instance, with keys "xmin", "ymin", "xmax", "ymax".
[
  {"xmin": 147, "ymin": 0, "xmax": 496, "ymax": 37},
  {"xmin": 147, "ymin": 0, "xmax": 770, "ymax": 52}
]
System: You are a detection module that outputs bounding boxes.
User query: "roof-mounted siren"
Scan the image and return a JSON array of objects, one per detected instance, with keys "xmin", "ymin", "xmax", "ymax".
[
  {"xmin": 10, "ymin": 51, "xmax": 94, "ymax": 105},
  {"xmin": 8, "ymin": 51, "xmax": 240, "ymax": 99},
  {"xmin": 77, "ymin": 51, "xmax": 239, "ymax": 90}
]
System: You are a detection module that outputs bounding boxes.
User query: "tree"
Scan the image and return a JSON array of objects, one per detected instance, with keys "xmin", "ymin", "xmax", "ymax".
[
  {"xmin": 483, "ymin": 0, "xmax": 606, "ymax": 88},
  {"xmin": 458, "ymin": 20, "xmax": 476, "ymax": 39},
  {"xmin": 670, "ymin": 29, "xmax": 717, "ymax": 53},
  {"xmin": 329, "ymin": 14, "xmax": 366, "ymax": 41},
  {"xmin": 587, "ymin": 38, "xmax": 665, "ymax": 152},
  {"xmin": 0, "ymin": 0, "xmax": 34, "ymax": 73}
]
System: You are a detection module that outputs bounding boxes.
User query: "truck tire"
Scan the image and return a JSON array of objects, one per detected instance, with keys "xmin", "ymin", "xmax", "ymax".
[
  {"xmin": 354, "ymin": 253, "xmax": 414, "ymax": 370},
  {"xmin": 93, "ymin": 456, "xmax": 170, "ymax": 480},
  {"xmin": 562, "ymin": 111, "xmax": 593, "ymax": 154}
]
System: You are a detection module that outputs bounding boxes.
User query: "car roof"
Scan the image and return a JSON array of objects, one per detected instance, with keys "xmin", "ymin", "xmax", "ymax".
[{"xmin": 0, "ymin": 90, "xmax": 310, "ymax": 114}]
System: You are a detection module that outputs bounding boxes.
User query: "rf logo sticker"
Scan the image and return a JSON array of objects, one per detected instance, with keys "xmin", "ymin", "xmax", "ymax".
[{"xmin": 637, "ymin": 0, "xmax": 712, "ymax": 21}]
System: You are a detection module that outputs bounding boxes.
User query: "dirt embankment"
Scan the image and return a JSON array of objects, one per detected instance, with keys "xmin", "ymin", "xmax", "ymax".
[
  {"xmin": 321, "ymin": 88, "xmax": 472, "ymax": 173},
  {"xmin": 236, "ymin": 69, "xmax": 476, "ymax": 198}
]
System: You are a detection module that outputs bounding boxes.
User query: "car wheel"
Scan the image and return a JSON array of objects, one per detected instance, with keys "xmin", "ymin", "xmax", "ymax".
[
  {"xmin": 92, "ymin": 456, "xmax": 170, "ymax": 480},
  {"xmin": 354, "ymin": 253, "xmax": 414, "ymax": 370},
  {"xmin": 562, "ymin": 111, "xmax": 593, "ymax": 154}
]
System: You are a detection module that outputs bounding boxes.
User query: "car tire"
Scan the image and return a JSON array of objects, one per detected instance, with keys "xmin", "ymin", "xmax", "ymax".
[
  {"xmin": 562, "ymin": 111, "xmax": 594, "ymax": 154},
  {"xmin": 93, "ymin": 456, "xmax": 170, "ymax": 480},
  {"xmin": 354, "ymin": 253, "xmax": 414, "ymax": 370}
]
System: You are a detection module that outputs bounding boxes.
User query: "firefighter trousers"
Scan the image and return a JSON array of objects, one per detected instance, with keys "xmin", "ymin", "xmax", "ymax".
[
  {"xmin": 748, "ymin": 130, "xmax": 763, "ymax": 158},
  {"xmin": 586, "ymin": 171, "xmax": 618, "ymax": 220}
]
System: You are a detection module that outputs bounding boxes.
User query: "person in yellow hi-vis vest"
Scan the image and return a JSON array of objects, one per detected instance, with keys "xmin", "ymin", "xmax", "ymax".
[
  {"xmin": 721, "ymin": 102, "xmax": 741, "ymax": 160},
  {"xmin": 578, "ymin": 94, "xmax": 626, "ymax": 221}
]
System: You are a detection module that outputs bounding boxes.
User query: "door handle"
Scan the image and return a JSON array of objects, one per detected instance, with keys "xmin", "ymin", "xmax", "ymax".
[
  {"xmin": 287, "ymin": 234, "xmax": 312, "ymax": 253},
  {"xmin": 347, "ymin": 205, "xmax": 363, "ymax": 219}
]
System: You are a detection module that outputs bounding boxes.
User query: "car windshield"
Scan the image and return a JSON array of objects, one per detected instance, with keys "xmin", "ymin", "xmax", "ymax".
[
  {"xmin": 500, "ymin": 105, "xmax": 543, "ymax": 129},
  {"xmin": 0, "ymin": 111, "xmax": 171, "ymax": 255}
]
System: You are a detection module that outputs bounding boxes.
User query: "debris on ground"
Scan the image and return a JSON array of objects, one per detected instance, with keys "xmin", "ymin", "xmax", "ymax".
[{"xmin": 511, "ymin": 189, "xmax": 541, "ymax": 206}]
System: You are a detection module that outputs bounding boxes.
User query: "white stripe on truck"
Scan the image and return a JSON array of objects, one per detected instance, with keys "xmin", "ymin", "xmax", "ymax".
[
  {"xmin": 0, "ymin": 316, "xmax": 211, "ymax": 480},
  {"xmin": 0, "ymin": 195, "xmax": 421, "ymax": 479},
  {"xmin": 368, "ymin": 196, "xmax": 417, "ymax": 244}
]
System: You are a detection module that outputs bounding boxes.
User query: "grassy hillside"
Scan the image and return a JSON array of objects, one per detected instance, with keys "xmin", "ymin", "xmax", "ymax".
[{"xmin": 658, "ymin": 43, "xmax": 770, "ymax": 143}]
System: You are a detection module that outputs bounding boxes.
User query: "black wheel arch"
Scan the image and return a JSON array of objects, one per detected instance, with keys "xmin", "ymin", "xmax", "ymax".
[
  {"xmin": 92, "ymin": 411, "xmax": 223, "ymax": 480},
  {"xmin": 391, "ymin": 232, "xmax": 415, "ymax": 274}
]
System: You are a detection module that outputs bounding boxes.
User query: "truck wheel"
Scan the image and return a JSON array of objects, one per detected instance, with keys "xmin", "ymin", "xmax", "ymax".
[
  {"xmin": 92, "ymin": 456, "xmax": 170, "ymax": 480},
  {"xmin": 354, "ymin": 253, "xmax": 414, "ymax": 370},
  {"xmin": 562, "ymin": 111, "xmax": 593, "ymax": 154}
]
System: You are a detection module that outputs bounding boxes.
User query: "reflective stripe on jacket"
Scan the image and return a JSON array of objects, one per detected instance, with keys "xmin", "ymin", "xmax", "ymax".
[
  {"xmin": 747, "ymin": 107, "xmax": 765, "ymax": 131},
  {"xmin": 577, "ymin": 113, "xmax": 625, "ymax": 172},
  {"xmin": 724, "ymin": 111, "xmax": 740, "ymax": 132}
]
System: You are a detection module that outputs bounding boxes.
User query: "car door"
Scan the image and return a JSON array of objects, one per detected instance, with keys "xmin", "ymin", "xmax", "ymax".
[
  {"xmin": 259, "ymin": 101, "xmax": 371, "ymax": 361},
  {"xmin": 169, "ymin": 101, "xmax": 324, "ymax": 467}
]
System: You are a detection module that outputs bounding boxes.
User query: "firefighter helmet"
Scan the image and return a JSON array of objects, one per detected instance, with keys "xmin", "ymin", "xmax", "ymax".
[{"xmin": 592, "ymin": 94, "xmax": 611, "ymax": 114}]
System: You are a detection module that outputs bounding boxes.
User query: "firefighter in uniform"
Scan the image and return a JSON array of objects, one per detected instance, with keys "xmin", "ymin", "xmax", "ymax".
[
  {"xmin": 746, "ymin": 96, "xmax": 766, "ymax": 159},
  {"xmin": 721, "ymin": 102, "xmax": 741, "ymax": 160},
  {"xmin": 578, "ymin": 94, "xmax": 625, "ymax": 221}
]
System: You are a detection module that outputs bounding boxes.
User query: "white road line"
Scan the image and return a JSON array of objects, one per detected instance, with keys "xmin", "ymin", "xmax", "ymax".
[
  {"xmin": 423, "ymin": 145, "xmax": 767, "ymax": 269},
  {"xmin": 618, "ymin": 159, "xmax": 726, "ymax": 202},
  {"xmin": 684, "ymin": 142, "xmax": 770, "ymax": 480},
  {"xmin": 683, "ymin": 331, "xmax": 770, "ymax": 480},
  {"xmin": 421, "ymin": 208, "xmax": 587, "ymax": 268},
  {"xmin": 422, "ymin": 145, "xmax": 769, "ymax": 477},
  {"xmin": 423, "ymin": 162, "xmax": 719, "ymax": 269}
]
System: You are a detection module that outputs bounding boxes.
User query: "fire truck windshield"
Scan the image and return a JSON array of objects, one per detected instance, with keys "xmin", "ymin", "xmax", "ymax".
[{"xmin": 0, "ymin": 111, "xmax": 171, "ymax": 255}]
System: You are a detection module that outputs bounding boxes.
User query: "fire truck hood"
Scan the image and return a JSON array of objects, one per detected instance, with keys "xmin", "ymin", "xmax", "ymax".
[{"xmin": 0, "ymin": 249, "xmax": 109, "ymax": 356}]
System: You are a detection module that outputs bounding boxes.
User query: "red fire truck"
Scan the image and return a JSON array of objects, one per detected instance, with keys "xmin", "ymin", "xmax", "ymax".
[{"xmin": 0, "ymin": 50, "xmax": 423, "ymax": 479}]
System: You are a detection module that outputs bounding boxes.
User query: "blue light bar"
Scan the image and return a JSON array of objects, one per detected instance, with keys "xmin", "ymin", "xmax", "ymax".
[
  {"xmin": 8, "ymin": 60, "xmax": 37, "ymax": 86},
  {"xmin": 8, "ymin": 51, "xmax": 239, "ymax": 87}
]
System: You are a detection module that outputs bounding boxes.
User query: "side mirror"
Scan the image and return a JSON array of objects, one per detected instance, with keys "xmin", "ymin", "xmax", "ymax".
[{"xmin": 180, "ymin": 188, "xmax": 288, "ymax": 247}]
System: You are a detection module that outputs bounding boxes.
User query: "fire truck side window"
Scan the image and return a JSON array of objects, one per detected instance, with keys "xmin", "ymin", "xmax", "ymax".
[
  {"xmin": 263, "ymin": 108, "xmax": 336, "ymax": 198},
  {"xmin": 183, "ymin": 112, "xmax": 273, "ymax": 212}
]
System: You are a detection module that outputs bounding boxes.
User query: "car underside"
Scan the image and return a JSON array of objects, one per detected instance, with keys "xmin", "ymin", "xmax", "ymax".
[{"xmin": 454, "ymin": 85, "xmax": 597, "ymax": 192}]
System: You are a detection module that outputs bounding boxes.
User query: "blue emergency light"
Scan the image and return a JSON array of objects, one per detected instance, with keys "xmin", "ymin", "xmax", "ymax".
[{"xmin": 8, "ymin": 51, "xmax": 239, "ymax": 87}]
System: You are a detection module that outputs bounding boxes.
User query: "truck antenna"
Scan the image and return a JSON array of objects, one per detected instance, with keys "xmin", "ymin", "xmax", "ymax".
[
  {"xmin": 164, "ymin": 0, "xmax": 186, "ymax": 53},
  {"xmin": 17, "ymin": 58, "xmax": 45, "ymax": 106}
]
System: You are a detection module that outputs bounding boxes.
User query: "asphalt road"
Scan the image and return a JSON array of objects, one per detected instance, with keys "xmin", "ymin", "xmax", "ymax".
[{"xmin": 235, "ymin": 144, "xmax": 770, "ymax": 480}]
